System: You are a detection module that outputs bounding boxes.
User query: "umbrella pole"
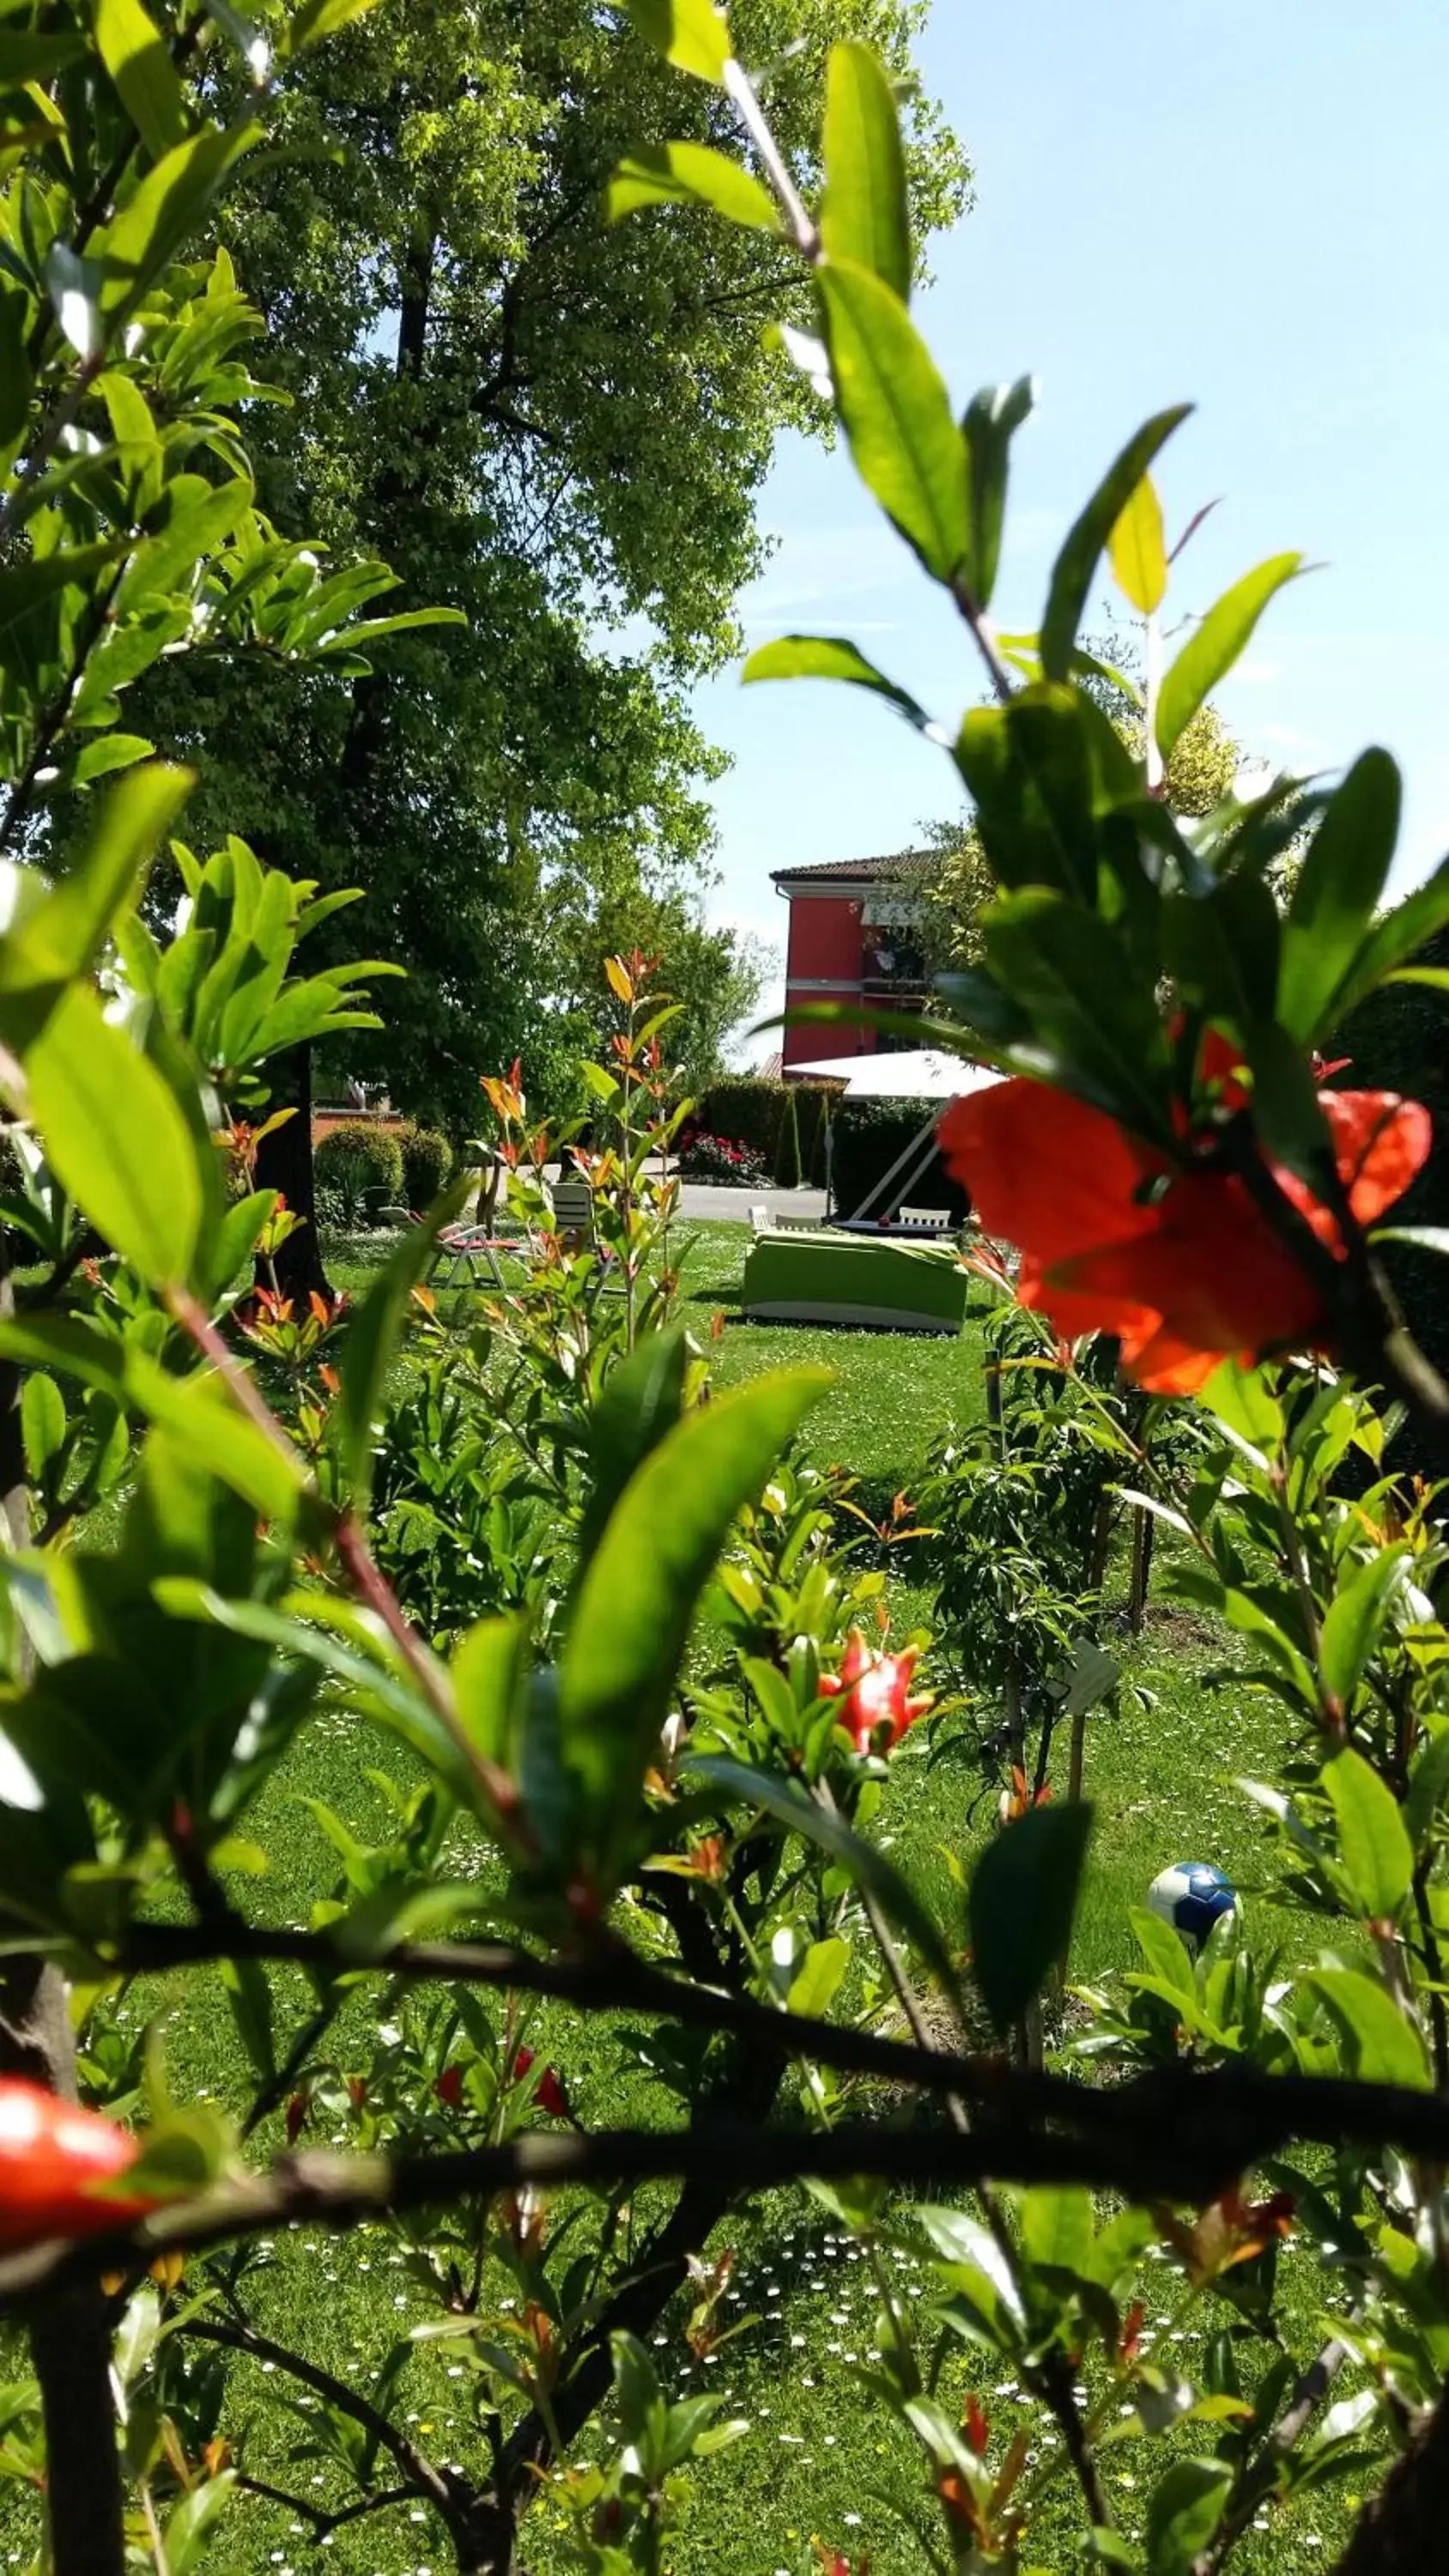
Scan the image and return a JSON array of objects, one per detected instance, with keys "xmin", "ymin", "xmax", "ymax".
[{"xmin": 846, "ymin": 1107, "xmax": 947, "ymax": 1225}]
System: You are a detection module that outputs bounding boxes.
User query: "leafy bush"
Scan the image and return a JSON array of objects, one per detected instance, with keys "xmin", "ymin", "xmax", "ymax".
[
  {"xmin": 676, "ymin": 1127, "xmax": 771, "ymax": 1184},
  {"xmin": 398, "ymin": 1121, "xmax": 453, "ymax": 1210},
  {"xmin": 313, "ymin": 1121, "xmax": 404, "ymax": 1224}
]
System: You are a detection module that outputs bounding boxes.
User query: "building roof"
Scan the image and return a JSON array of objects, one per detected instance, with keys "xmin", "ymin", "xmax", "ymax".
[{"xmin": 770, "ymin": 848, "xmax": 936, "ymax": 890}]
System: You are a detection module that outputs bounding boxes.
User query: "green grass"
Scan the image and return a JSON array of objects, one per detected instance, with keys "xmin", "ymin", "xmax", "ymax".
[{"xmin": 7, "ymin": 1220, "xmax": 1358, "ymax": 2574}]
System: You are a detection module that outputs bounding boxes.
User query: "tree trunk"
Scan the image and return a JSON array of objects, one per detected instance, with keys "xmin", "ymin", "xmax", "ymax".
[
  {"xmin": 0, "ymin": 1251, "xmax": 125, "ymax": 2574},
  {"xmin": 1128, "ymin": 1504, "xmax": 1155, "ymax": 1634},
  {"xmin": 254, "ymin": 1041, "xmax": 330, "ymax": 1302},
  {"xmin": 1, "ymin": 1963, "xmax": 127, "ymax": 2576},
  {"xmin": 1332, "ymin": 2385, "xmax": 1449, "ymax": 2574}
]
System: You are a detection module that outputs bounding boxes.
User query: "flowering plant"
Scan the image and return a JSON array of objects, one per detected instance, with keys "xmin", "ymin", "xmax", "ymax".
[{"xmin": 677, "ymin": 1126, "xmax": 773, "ymax": 1184}]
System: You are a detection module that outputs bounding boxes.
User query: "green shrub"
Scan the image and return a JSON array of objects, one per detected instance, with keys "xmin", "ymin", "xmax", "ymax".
[
  {"xmin": 398, "ymin": 1122, "xmax": 453, "ymax": 1210},
  {"xmin": 829, "ymin": 1094, "xmax": 969, "ymax": 1220},
  {"xmin": 314, "ymin": 1120, "xmax": 404, "ymax": 1224}
]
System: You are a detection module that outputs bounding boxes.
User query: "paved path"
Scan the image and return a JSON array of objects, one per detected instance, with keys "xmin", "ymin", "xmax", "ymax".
[{"xmin": 676, "ymin": 1183, "xmax": 828, "ymax": 1224}]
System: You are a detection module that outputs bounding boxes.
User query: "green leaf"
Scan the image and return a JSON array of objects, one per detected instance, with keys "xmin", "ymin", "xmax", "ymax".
[
  {"xmin": 23, "ymin": 986, "xmax": 202, "ymax": 1289},
  {"xmin": 1040, "ymin": 407, "xmax": 1191, "ymax": 680},
  {"xmin": 0, "ymin": 1313, "xmax": 306, "ymax": 1527},
  {"xmin": 15, "ymin": 763, "xmax": 191, "ymax": 1002},
  {"xmin": 284, "ymin": 0, "xmax": 377, "ymax": 48},
  {"xmin": 743, "ymin": 634, "xmax": 936, "ymax": 733},
  {"xmin": 607, "ymin": 142, "xmax": 777, "ymax": 230},
  {"xmin": 1405, "ymin": 1726, "xmax": 1449, "ymax": 1855},
  {"xmin": 559, "ymin": 1369, "xmax": 830, "ymax": 1878},
  {"xmin": 94, "ymin": 0, "xmax": 188, "ymax": 161},
  {"xmin": 1277, "ymin": 749, "xmax": 1403, "ymax": 1041},
  {"xmin": 1201, "ymin": 1360, "xmax": 1284, "ymax": 1462},
  {"xmin": 688, "ymin": 1751, "xmax": 958, "ymax": 1997},
  {"xmin": 576, "ymin": 1327, "xmax": 693, "ymax": 1575},
  {"xmin": 1373, "ymin": 1224, "xmax": 1449, "ymax": 1255},
  {"xmin": 961, "ymin": 375, "xmax": 1035, "ymax": 609},
  {"xmin": 1128, "ymin": 1905, "xmax": 1198, "ymax": 1999},
  {"xmin": 1319, "ymin": 1548, "xmax": 1410, "ymax": 1719},
  {"xmin": 1155, "ymin": 553, "xmax": 1302, "ymax": 760},
  {"xmin": 71, "ymin": 735, "xmax": 155, "ymax": 787},
  {"xmin": 1328, "ymin": 857, "xmax": 1449, "ymax": 1024},
  {"xmin": 623, "ymin": 0, "xmax": 732, "ymax": 82},
  {"xmin": 968, "ymin": 1803, "xmax": 1092, "ymax": 2033},
  {"xmin": 1019, "ymin": 2184, "xmax": 1093, "ymax": 2277},
  {"xmin": 0, "ymin": 283, "xmax": 30, "ymax": 451},
  {"xmin": 1145, "ymin": 2458, "xmax": 1233, "ymax": 2576},
  {"xmin": 821, "ymin": 40, "xmax": 910, "ymax": 302},
  {"xmin": 816, "ymin": 258, "xmax": 968, "ymax": 583},
  {"xmin": 310, "ymin": 606, "xmax": 468, "ymax": 657},
  {"xmin": 0, "ymin": 31, "xmax": 88, "ymax": 83},
  {"xmin": 0, "ymin": 543, "xmax": 126, "ymax": 656},
  {"xmin": 96, "ymin": 125, "xmax": 260, "ymax": 319},
  {"xmin": 788, "ymin": 1935, "xmax": 851, "ymax": 2020},
  {"xmin": 1107, "ymin": 472, "xmax": 1167, "ymax": 616},
  {"xmin": 20, "ymin": 1373, "xmax": 64, "ymax": 1485},
  {"xmin": 219, "ymin": 1954, "xmax": 275, "ymax": 2081},
  {"xmin": 162, "ymin": 2475, "xmax": 237, "ymax": 2576},
  {"xmin": 332, "ymin": 1177, "xmax": 473, "ymax": 1509},
  {"xmin": 450, "ymin": 1615, "xmax": 528, "ymax": 1774},
  {"xmin": 982, "ymin": 889, "xmax": 1173, "ymax": 1139},
  {"xmin": 1322, "ymin": 1747, "xmax": 1413, "ymax": 1922},
  {"xmin": 1308, "ymin": 1966, "xmax": 1430, "ymax": 2088},
  {"xmin": 1245, "ymin": 1016, "xmax": 1331, "ymax": 1192}
]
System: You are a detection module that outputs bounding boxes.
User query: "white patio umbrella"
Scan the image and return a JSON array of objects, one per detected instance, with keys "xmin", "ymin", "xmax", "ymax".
[
  {"xmin": 790, "ymin": 1048, "xmax": 1002, "ymax": 1103},
  {"xmin": 787, "ymin": 1051, "xmax": 1003, "ymax": 1220}
]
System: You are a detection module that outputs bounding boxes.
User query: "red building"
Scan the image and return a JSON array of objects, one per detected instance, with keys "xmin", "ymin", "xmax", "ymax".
[{"xmin": 771, "ymin": 850, "xmax": 935, "ymax": 1075}]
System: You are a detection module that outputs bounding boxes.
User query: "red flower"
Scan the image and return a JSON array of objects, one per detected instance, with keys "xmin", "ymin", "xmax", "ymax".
[
  {"xmin": 514, "ymin": 2046, "xmax": 570, "ymax": 2120},
  {"xmin": 939, "ymin": 1074, "xmax": 1430, "ymax": 1394},
  {"xmin": 435, "ymin": 2063, "xmax": 465, "ymax": 2111},
  {"xmin": 963, "ymin": 2393, "xmax": 990, "ymax": 2455},
  {"xmin": 0, "ymin": 2081, "xmax": 155, "ymax": 2248},
  {"xmin": 820, "ymin": 1627, "xmax": 933, "ymax": 1753}
]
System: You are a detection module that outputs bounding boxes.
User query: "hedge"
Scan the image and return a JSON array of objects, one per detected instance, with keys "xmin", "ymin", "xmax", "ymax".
[{"xmin": 694, "ymin": 1076, "xmax": 837, "ymax": 1188}]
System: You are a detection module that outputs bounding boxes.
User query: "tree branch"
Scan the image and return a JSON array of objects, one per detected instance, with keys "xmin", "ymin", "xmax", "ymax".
[{"xmin": 16, "ymin": 2070, "xmax": 1449, "ymax": 2307}]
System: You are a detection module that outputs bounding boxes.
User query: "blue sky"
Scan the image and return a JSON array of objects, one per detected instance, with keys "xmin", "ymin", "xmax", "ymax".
[{"xmin": 698, "ymin": 0, "xmax": 1449, "ymax": 1045}]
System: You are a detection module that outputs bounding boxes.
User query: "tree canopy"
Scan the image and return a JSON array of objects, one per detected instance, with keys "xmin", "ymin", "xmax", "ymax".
[{"xmin": 100, "ymin": 0, "xmax": 967, "ymax": 1138}]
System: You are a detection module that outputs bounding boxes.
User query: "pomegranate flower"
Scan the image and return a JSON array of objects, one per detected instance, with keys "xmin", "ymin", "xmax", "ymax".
[
  {"xmin": 939, "ymin": 1073, "xmax": 1430, "ymax": 1394},
  {"xmin": 514, "ymin": 2046, "xmax": 570, "ymax": 2121},
  {"xmin": 0, "ymin": 2081, "xmax": 155, "ymax": 2248},
  {"xmin": 821, "ymin": 1628, "xmax": 933, "ymax": 1753}
]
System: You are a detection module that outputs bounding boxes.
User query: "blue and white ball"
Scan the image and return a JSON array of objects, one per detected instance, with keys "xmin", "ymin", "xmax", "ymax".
[{"xmin": 1147, "ymin": 1861, "xmax": 1237, "ymax": 1951}]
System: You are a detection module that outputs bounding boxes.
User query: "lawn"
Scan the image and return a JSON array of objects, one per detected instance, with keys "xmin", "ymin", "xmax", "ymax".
[{"xmin": 9, "ymin": 1220, "xmax": 1354, "ymax": 2575}]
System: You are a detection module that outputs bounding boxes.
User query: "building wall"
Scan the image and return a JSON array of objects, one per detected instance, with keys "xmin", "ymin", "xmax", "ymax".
[{"xmin": 781, "ymin": 891, "xmax": 869, "ymax": 1072}]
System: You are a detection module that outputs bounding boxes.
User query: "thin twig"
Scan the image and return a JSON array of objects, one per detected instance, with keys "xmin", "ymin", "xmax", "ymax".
[{"xmin": 180, "ymin": 2316, "xmax": 459, "ymax": 2522}]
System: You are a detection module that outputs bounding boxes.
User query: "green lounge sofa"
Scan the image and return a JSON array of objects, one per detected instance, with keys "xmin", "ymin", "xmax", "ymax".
[{"xmin": 741, "ymin": 1228, "xmax": 970, "ymax": 1334}]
